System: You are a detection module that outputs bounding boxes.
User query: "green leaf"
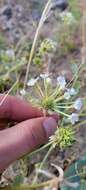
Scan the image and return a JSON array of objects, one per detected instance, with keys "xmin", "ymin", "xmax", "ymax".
[
  {"xmin": 13, "ymin": 175, "xmax": 24, "ymax": 186},
  {"xmin": 61, "ymin": 154, "xmax": 86, "ymax": 190}
]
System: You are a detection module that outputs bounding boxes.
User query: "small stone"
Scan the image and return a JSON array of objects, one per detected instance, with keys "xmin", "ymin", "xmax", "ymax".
[
  {"xmin": 14, "ymin": 4, "xmax": 23, "ymax": 17},
  {"xmin": 2, "ymin": 6, "xmax": 12, "ymax": 20},
  {"xmin": 5, "ymin": 20, "xmax": 15, "ymax": 31}
]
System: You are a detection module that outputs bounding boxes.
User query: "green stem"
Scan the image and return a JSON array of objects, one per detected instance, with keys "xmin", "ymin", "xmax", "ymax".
[
  {"xmin": 35, "ymin": 82, "xmax": 44, "ymax": 98},
  {"xmin": 44, "ymin": 79, "xmax": 48, "ymax": 98},
  {"xmin": 56, "ymin": 105, "xmax": 72, "ymax": 109},
  {"xmin": 54, "ymin": 109, "xmax": 69, "ymax": 117},
  {"xmin": 27, "ymin": 142, "xmax": 52, "ymax": 158},
  {"xmin": 58, "ymin": 102, "xmax": 74, "ymax": 105},
  {"xmin": 75, "ymin": 120, "xmax": 86, "ymax": 128},
  {"xmin": 0, "ymin": 80, "xmax": 18, "ymax": 106},
  {"xmin": 39, "ymin": 145, "xmax": 53, "ymax": 169},
  {"xmin": 0, "ymin": 180, "xmax": 53, "ymax": 190},
  {"xmin": 50, "ymin": 86, "xmax": 61, "ymax": 99},
  {"xmin": 80, "ymin": 113, "xmax": 86, "ymax": 116},
  {"xmin": 33, "ymin": 145, "xmax": 53, "ymax": 184}
]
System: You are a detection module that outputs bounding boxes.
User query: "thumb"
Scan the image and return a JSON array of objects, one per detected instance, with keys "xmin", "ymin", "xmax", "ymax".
[{"xmin": 0, "ymin": 117, "xmax": 57, "ymax": 172}]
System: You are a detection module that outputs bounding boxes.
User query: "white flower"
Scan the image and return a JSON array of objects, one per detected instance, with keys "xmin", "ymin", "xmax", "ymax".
[
  {"xmin": 73, "ymin": 98, "xmax": 83, "ymax": 111},
  {"xmin": 6, "ymin": 49, "xmax": 15, "ymax": 59},
  {"xmin": 64, "ymin": 88, "xmax": 77, "ymax": 99},
  {"xmin": 67, "ymin": 88, "xmax": 77, "ymax": 96},
  {"xmin": 27, "ymin": 77, "xmax": 39, "ymax": 87},
  {"xmin": 40, "ymin": 73, "xmax": 50, "ymax": 79},
  {"xmin": 60, "ymin": 11, "xmax": 75, "ymax": 25},
  {"xmin": 46, "ymin": 77, "xmax": 51, "ymax": 84},
  {"xmin": 57, "ymin": 75, "xmax": 66, "ymax": 89},
  {"xmin": 20, "ymin": 89, "xmax": 26, "ymax": 96},
  {"xmin": 69, "ymin": 113, "xmax": 79, "ymax": 125},
  {"xmin": 40, "ymin": 73, "xmax": 51, "ymax": 84},
  {"xmin": 64, "ymin": 91, "xmax": 70, "ymax": 100}
]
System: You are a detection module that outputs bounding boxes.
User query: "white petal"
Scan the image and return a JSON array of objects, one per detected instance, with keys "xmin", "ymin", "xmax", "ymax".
[
  {"xmin": 67, "ymin": 88, "xmax": 77, "ymax": 96},
  {"xmin": 74, "ymin": 98, "xmax": 83, "ymax": 111},
  {"xmin": 20, "ymin": 89, "xmax": 26, "ymax": 96},
  {"xmin": 64, "ymin": 91, "xmax": 71, "ymax": 100},
  {"xmin": 40, "ymin": 73, "xmax": 49, "ymax": 79},
  {"xmin": 57, "ymin": 75, "xmax": 66, "ymax": 89},
  {"xmin": 27, "ymin": 77, "xmax": 39, "ymax": 87},
  {"xmin": 45, "ymin": 77, "xmax": 51, "ymax": 84},
  {"xmin": 69, "ymin": 113, "xmax": 79, "ymax": 125},
  {"xmin": 6, "ymin": 49, "xmax": 15, "ymax": 58}
]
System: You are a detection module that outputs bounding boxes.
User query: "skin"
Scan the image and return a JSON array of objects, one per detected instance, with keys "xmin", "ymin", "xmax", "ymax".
[{"xmin": 0, "ymin": 95, "xmax": 59, "ymax": 173}]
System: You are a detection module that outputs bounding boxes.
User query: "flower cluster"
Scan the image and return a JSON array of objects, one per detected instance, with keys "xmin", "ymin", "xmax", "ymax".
[
  {"xmin": 20, "ymin": 74, "xmax": 83, "ymax": 126},
  {"xmin": 39, "ymin": 38, "xmax": 57, "ymax": 55},
  {"xmin": 33, "ymin": 39, "xmax": 57, "ymax": 65},
  {"xmin": 60, "ymin": 11, "xmax": 76, "ymax": 25},
  {"xmin": 50, "ymin": 126, "xmax": 75, "ymax": 149}
]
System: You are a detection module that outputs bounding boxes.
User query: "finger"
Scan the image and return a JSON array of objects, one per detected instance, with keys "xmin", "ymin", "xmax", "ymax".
[
  {"xmin": 0, "ymin": 95, "xmax": 43, "ymax": 121},
  {"xmin": 0, "ymin": 117, "xmax": 57, "ymax": 172}
]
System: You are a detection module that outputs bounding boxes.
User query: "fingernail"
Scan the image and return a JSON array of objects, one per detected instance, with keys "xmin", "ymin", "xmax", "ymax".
[{"xmin": 43, "ymin": 117, "xmax": 57, "ymax": 138}]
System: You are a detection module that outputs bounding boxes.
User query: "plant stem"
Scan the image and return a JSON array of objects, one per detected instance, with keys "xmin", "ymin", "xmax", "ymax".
[
  {"xmin": 58, "ymin": 102, "xmax": 74, "ymax": 105},
  {"xmin": 0, "ymin": 80, "xmax": 18, "ymax": 106},
  {"xmin": 0, "ymin": 179, "xmax": 55, "ymax": 190},
  {"xmin": 75, "ymin": 120, "xmax": 86, "ymax": 128},
  {"xmin": 23, "ymin": 0, "xmax": 52, "ymax": 90},
  {"xmin": 35, "ymin": 83, "xmax": 44, "ymax": 98},
  {"xmin": 54, "ymin": 109, "xmax": 69, "ymax": 117},
  {"xmin": 55, "ymin": 95, "xmax": 64, "ymax": 103},
  {"xmin": 44, "ymin": 79, "xmax": 48, "ymax": 98},
  {"xmin": 80, "ymin": 112, "xmax": 86, "ymax": 116},
  {"xmin": 33, "ymin": 145, "xmax": 53, "ymax": 184},
  {"xmin": 50, "ymin": 86, "xmax": 62, "ymax": 99},
  {"xmin": 27, "ymin": 142, "xmax": 52, "ymax": 158},
  {"xmin": 56, "ymin": 105, "xmax": 72, "ymax": 109}
]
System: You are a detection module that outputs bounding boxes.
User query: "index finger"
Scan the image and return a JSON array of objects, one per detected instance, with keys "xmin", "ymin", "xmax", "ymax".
[{"xmin": 0, "ymin": 94, "xmax": 43, "ymax": 121}]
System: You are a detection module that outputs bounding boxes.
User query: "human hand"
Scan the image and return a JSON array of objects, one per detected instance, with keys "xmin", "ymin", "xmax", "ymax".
[{"xmin": 0, "ymin": 95, "xmax": 59, "ymax": 173}]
